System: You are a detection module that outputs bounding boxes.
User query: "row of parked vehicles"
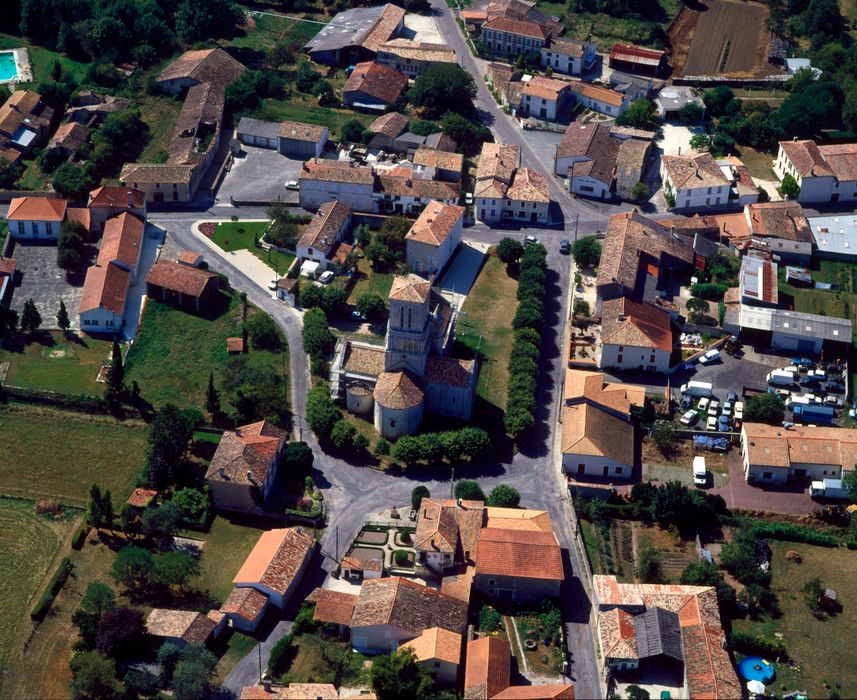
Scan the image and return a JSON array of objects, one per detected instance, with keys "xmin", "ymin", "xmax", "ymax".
[
  {"xmin": 766, "ymin": 360, "xmax": 847, "ymax": 425},
  {"xmin": 678, "ymin": 387, "xmax": 743, "ymax": 433}
]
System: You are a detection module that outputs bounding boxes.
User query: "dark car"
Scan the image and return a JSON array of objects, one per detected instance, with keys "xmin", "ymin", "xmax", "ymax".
[
  {"xmin": 559, "ymin": 239, "xmax": 571, "ymax": 255},
  {"xmin": 800, "ymin": 376, "xmax": 822, "ymax": 387},
  {"xmin": 826, "ymin": 382, "xmax": 846, "ymax": 394}
]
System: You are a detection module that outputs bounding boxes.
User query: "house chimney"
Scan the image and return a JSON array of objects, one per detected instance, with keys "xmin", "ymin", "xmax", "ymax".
[
  {"xmin": 218, "ymin": 468, "xmax": 226, "ymax": 479},
  {"xmin": 678, "ymin": 146, "xmax": 681, "ymax": 155},
  {"xmin": 617, "ymin": 314, "xmax": 626, "ymax": 322},
  {"xmin": 127, "ymin": 191, "xmax": 133, "ymax": 208},
  {"xmin": 456, "ymin": 498, "xmax": 462, "ymax": 508}
]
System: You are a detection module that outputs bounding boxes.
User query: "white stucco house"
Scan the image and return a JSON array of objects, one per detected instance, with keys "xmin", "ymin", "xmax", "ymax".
[
  {"xmin": 661, "ymin": 152, "xmax": 732, "ymax": 211},
  {"xmin": 296, "ymin": 200, "xmax": 352, "ymax": 273},
  {"xmin": 775, "ymin": 139, "xmax": 857, "ymax": 205},
  {"xmin": 6, "ymin": 197, "xmax": 66, "ymax": 240},
  {"xmin": 405, "ymin": 201, "xmax": 464, "ymax": 276},
  {"xmin": 540, "ymin": 37, "xmax": 596, "ymax": 75},
  {"xmin": 561, "ymin": 402, "xmax": 634, "ymax": 480},
  {"xmin": 599, "ymin": 297, "xmax": 672, "ymax": 374}
]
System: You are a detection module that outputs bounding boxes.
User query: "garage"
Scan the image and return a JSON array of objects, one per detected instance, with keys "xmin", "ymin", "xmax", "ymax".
[
  {"xmin": 236, "ymin": 117, "xmax": 280, "ymax": 150},
  {"xmin": 278, "ymin": 121, "xmax": 329, "ymax": 159}
]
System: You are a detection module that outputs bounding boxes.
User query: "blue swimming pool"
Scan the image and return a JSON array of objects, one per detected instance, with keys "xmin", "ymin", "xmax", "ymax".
[
  {"xmin": 738, "ymin": 656, "xmax": 776, "ymax": 683},
  {"xmin": 0, "ymin": 52, "xmax": 18, "ymax": 82}
]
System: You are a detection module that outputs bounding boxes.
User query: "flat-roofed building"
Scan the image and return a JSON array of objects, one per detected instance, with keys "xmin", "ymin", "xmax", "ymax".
[{"xmin": 738, "ymin": 305, "xmax": 851, "ymax": 355}]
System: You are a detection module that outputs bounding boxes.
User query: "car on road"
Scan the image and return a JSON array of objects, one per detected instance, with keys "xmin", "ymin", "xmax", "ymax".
[
  {"xmin": 559, "ymin": 239, "xmax": 571, "ymax": 255},
  {"xmin": 465, "ymin": 192, "xmax": 474, "ymax": 205},
  {"xmin": 679, "ymin": 409, "xmax": 699, "ymax": 426},
  {"xmin": 284, "ymin": 180, "xmax": 299, "ymax": 190},
  {"xmin": 706, "ymin": 416, "xmax": 717, "ymax": 431},
  {"xmin": 525, "ymin": 235, "xmax": 541, "ymax": 246},
  {"xmin": 718, "ymin": 415, "xmax": 731, "ymax": 432},
  {"xmin": 318, "ymin": 270, "xmax": 334, "ymax": 284},
  {"xmin": 267, "ymin": 278, "xmax": 278, "ymax": 291}
]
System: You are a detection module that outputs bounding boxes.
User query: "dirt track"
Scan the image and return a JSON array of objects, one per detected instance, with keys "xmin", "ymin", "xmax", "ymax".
[{"xmin": 670, "ymin": 0, "xmax": 776, "ymax": 78}]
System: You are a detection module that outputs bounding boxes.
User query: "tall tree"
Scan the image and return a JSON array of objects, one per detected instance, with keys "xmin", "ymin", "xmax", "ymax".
[
  {"xmin": 20, "ymin": 298, "xmax": 42, "ymax": 332},
  {"xmin": 87, "ymin": 483, "xmax": 103, "ymax": 529},
  {"xmin": 57, "ymin": 299, "xmax": 70, "ymax": 333},
  {"xmin": 106, "ymin": 341, "xmax": 124, "ymax": 396},
  {"xmin": 101, "ymin": 489, "xmax": 114, "ymax": 532},
  {"xmin": 371, "ymin": 648, "xmax": 433, "ymax": 700},
  {"xmin": 205, "ymin": 372, "xmax": 220, "ymax": 419},
  {"xmin": 408, "ymin": 64, "xmax": 477, "ymax": 118}
]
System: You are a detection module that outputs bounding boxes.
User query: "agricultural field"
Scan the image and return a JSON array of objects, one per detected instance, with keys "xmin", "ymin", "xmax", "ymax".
[
  {"xmin": 124, "ymin": 292, "xmax": 289, "ymax": 411},
  {"xmin": 0, "ymin": 499, "xmax": 79, "ymax": 674},
  {"xmin": 670, "ymin": 0, "xmax": 778, "ymax": 78},
  {"xmin": 732, "ymin": 541, "xmax": 857, "ymax": 698},
  {"xmin": 0, "ymin": 331, "xmax": 113, "ymax": 396},
  {"xmin": 0, "ymin": 409, "xmax": 149, "ymax": 506}
]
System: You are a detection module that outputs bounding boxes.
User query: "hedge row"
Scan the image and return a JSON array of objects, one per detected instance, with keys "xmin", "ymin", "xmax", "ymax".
[
  {"xmin": 748, "ymin": 521, "xmax": 840, "ymax": 547},
  {"xmin": 391, "ymin": 427, "xmax": 491, "ymax": 465},
  {"xmin": 730, "ymin": 632, "xmax": 788, "ymax": 659},
  {"xmin": 71, "ymin": 526, "xmax": 89, "ymax": 550},
  {"xmin": 31, "ymin": 557, "xmax": 74, "ymax": 621},
  {"xmin": 690, "ymin": 283, "xmax": 729, "ymax": 301},
  {"xmin": 504, "ymin": 244, "xmax": 548, "ymax": 440}
]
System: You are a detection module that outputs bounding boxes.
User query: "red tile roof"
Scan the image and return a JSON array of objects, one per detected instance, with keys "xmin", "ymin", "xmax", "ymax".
[
  {"xmin": 157, "ymin": 48, "xmax": 246, "ymax": 90},
  {"xmin": 492, "ymin": 686, "xmax": 575, "ymax": 699},
  {"xmin": 146, "ymin": 260, "xmax": 217, "ymax": 298},
  {"xmin": 601, "ymin": 297, "xmax": 672, "ymax": 353},
  {"xmin": 0, "ymin": 257, "xmax": 15, "ymax": 276},
  {"xmin": 206, "ymin": 420, "xmax": 287, "ymax": 487},
  {"xmin": 7, "ymin": 197, "xmax": 66, "ymax": 222},
  {"xmin": 344, "ymin": 62, "xmax": 408, "ymax": 105},
  {"xmin": 233, "ymin": 528, "xmax": 316, "ymax": 596},
  {"xmin": 79, "ymin": 262, "xmax": 130, "ymax": 315},
  {"xmin": 220, "ymin": 587, "xmax": 269, "ymax": 622},
  {"xmin": 373, "ymin": 370, "xmax": 424, "ymax": 409},
  {"xmin": 98, "ymin": 212, "xmax": 144, "ymax": 269},
  {"xmin": 126, "ymin": 488, "xmax": 158, "ymax": 508},
  {"xmin": 483, "ymin": 16, "xmax": 546, "ymax": 40},
  {"xmin": 406, "ymin": 201, "xmax": 464, "ymax": 246},
  {"xmin": 308, "ymin": 588, "xmax": 359, "ymax": 626},
  {"xmin": 475, "ymin": 527, "xmax": 564, "ymax": 581},
  {"xmin": 464, "ymin": 636, "xmax": 511, "ymax": 699},
  {"xmin": 88, "ymin": 186, "xmax": 146, "ymax": 209}
]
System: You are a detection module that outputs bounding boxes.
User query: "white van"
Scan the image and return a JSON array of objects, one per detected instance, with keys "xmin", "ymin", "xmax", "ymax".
[
  {"xmin": 681, "ymin": 381, "xmax": 714, "ymax": 397},
  {"xmin": 698, "ymin": 349, "xmax": 720, "ymax": 365},
  {"xmin": 767, "ymin": 369, "xmax": 796, "ymax": 386},
  {"xmin": 693, "ymin": 456, "xmax": 707, "ymax": 486}
]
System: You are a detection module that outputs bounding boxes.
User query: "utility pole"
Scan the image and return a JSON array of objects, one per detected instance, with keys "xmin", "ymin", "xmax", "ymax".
[{"xmin": 258, "ymin": 643, "xmax": 262, "ymax": 682}]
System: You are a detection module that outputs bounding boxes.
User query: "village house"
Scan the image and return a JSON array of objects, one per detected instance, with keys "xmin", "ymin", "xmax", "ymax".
[
  {"xmin": 661, "ymin": 152, "xmax": 732, "ymax": 211},
  {"xmin": 593, "ymin": 575, "xmax": 741, "ymax": 698},
  {"xmin": 376, "ymin": 39, "xmax": 458, "ymax": 77},
  {"xmin": 348, "ymin": 576, "xmax": 468, "ymax": 653},
  {"xmin": 145, "ymin": 260, "xmax": 219, "ymax": 313},
  {"xmin": 240, "ymin": 684, "xmax": 339, "ymax": 700},
  {"xmin": 599, "ymin": 296, "xmax": 673, "ymax": 374},
  {"xmin": 0, "ymin": 89, "xmax": 54, "ymax": 163},
  {"xmin": 401, "ymin": 627, "xmax": 463, "ymax": 686},
  {"xmin": 155, "ymin": 47, "xmax": 245, "ymax": 96},
  {"xmin": 474, "ymin": 142, "xmax": 551, "ymax": 225},
  {"xmin": 78, "ymin": 261, "xmax": 130, "ymax": 334},
  {"xmin": 44, "ymin": 122, "xmax": 90, "ymax": 161},
  {"xmin": 563, "ymin": 368, "xmax": 646, "ymax": 416},
  {"xmin": 145, "ymin": 609, "xmax": 222, "ymax": 647},
  {"xmin": 296, "ymin": 200, "xmax": 352, "ymax": 274},
  {"xmin": 365, "ymin": 112, "xmax": 410, "ymax": 151},
  {"xmin": 233, "ymin": 527, "xmax": 316, "ymax": 609},
  {"xmin": 481, "ymin": 17, "xmax": 547, "ymax": 59},
  {"xmin": 595, "ymin": 211, "xmax": 696, "ymax": 309},
  {"xmin": 741, "ymin": 423, "xmax": 857, "ymax": 484},
  {"xmin": 405, "ymin": 200, "xmax": 464, "ymax": 276},
  {"xmin": 412, "ymin": 146, "xmax": 464, "ymax": 183},
  {"xmin": 87, "ymin": 186, "xmax": 147, "ymax": 233},
  {"xmin": 413, "ymin": 498, "xmax": 485, "ymax": 575},
  {"xmin": 6, "ymin": 197, "xmax": 66, "ymax": 240},
  {"xmin": 608, "ymin": 44, "xmax": 668, "ymax": 76},
  {"xmin": 505, "ymin": 167, "xmax": 551, "ymax": 224},
  {"xmin": 64, "ymin": 91, "xmax": 131, "ymax": 128},
  {"xmin": 343, "ymin": 61, "xmax": 409, "ymax": 112},
  {"xmin": 515, "ymin": 76, "xmax": 571, "ymax": 121},
  {"xmin": 219, "ymin": 587, "xmax": 270, "ymax": 634},
  {"xmin": 299, "ymin": 160, "xmax": 376, "ymax": 212},
  {"xmin": 205, "ymin": 420, "xmax": 288, "ymax": 513},
  {"xmin": 775, "ymin": 139, "xmax": 857, "ymax": 204},
  {"xmin": 304, "ymin": 3, "xmax": 405, "ymax": 67},
  {"xmin": 540, "ymin": 36, "xmax": 597, "ymax": 76},
  {"xmin": 561, "ymin": 402, "xmax": 635, "ymax": 481},
  {"xmin": 566, "ymin": 80, "xmax": 629, "ymax": 117},
  {"xmin": 555, "ymin": 121, "xmax": 653, "ymax": 201},
  {"xmin": 743, "ymin": 201, "xmax": 813, "ymax": 262},
  {"xmin": 376, "ymin": 174, "xmax": 461, "ymax": 216}
]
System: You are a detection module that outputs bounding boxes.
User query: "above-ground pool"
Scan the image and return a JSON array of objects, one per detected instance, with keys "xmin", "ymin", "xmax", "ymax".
[
  {"xmin": 738, "ymin": 656, "xmax": 776, "ymax": 683},
  {"xmin": 0, "ymin": 52, "xmax": 17, "ymax": 82}
]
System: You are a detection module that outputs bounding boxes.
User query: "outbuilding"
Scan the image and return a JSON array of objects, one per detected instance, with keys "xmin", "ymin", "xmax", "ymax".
[
  {"xmin": 236, "ymin": 117, "xmax": 281, "ymax": 149},
  {"xmin": 277, "ymin": 121, "xmax": 329, "ymax": 159}
]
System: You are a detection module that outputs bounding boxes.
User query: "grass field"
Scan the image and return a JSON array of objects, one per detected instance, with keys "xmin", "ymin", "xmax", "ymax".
[
  {"xmin": 0, "ymin": 34, "xmax": 89, "ymax": 85},
  {"xmin": 557, "ymin": 0, "xmax": 678, "ymax": 49},
  {"xmin": 347, "ymin": 258, "xmax": 395, "ymax": 303},
  {"xmin": 457, "ymin": 254, "xmax": 518, "ymax": 411},
  {"xmin": 778, "ymin": 259, "xmax": 857, "ymax": 332},
  {"xmin": 125, "ymin": 292, "xmax": 288, "ymax": 410},
  {"xmin": 212, "ymin": 221, "xmax": 296, "ymax": 276},
  {"xmin": 273, "ymin": 631, "xmax": 370, "ymax": 686},
  {"xmin": 732, "ymin": 541, "xmax": 857, "ymax": 698},
  {"xmin": 0, "ymin": 409, "xmax": 148, "ymax": 505},
  {"xmin": 0, "ymin": 499, "xmax": 78, "ymax": 672},
  {"xmin": 17, "ymin": 158, "xmax": 51, "ymax": 190},
  {"xmin": 0, "ymin": 330, "xmax": 113, "ymax": 395},
  {"xmin": 195, "ymin": 515, "xmax": 266, "ymax": 605},
  {"xmin": 736, "ymin": 145, "xmax": 777, "ymax": 181},
  {"xmin": 138, "ymin": 96, "xmax": 184, "ymax": 164}
]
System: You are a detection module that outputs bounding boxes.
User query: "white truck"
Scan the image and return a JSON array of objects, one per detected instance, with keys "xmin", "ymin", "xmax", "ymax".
[
  {"xmin": 680, "ymin": 381, "xmax": 713, "ymax": 398},
  {"xmin": 767, "ymin": 369, "xmax": 797, "ymax": 386},
  {"xmin": 809, "ymin": 479, "xmax": 850, "ymax": 500},
  {"xmin": 693, "ymin": 456, "xmax": 707, "ymax": 486}
]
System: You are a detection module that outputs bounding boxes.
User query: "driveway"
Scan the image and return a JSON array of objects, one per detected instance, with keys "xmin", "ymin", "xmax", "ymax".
[
  {"xmin": 215, "ymin": 146, "xmax": 302, "ymax": 207},
  {"xmin": 7, "ymin": 240, "xmax": 85, "ymax": 330},
  {"xmin": 670, "ymin": 349, "xmax": 773, "ymax": 402}
]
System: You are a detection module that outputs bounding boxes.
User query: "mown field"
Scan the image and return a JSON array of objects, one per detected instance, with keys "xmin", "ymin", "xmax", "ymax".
[
  {"xmin": 0, "ymin": 499, "xmax": 79, "ymax": 673},
  {"xmin": 0, "ymin": 409, "xmax": 149, "ymax": 505}
]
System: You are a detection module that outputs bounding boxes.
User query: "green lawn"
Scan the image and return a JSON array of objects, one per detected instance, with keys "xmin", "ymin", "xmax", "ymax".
[
  {"xmin": 347, "ymin": 258, "xmax": 395, "ymax": 303},
  {"xmin": 778, "ymin": 260, "xmax": 857, "ymax": 332},
  {"xmin": 736, "ymin": 145, "xmax": 777, "ymax": 181},
  {"xmin": 0, "ymin": 331, "xmax": 113, "ymax": 395},
  {"xmin": 17, "ymin": 159, "xmax": 51, "ymax": 190},
  {"xmin": 212, "ymin": 221, "xmax": 296, "ymax": 277},
  {"xmin": 0, "ymin": 409, "xmax": 148, "ymax": 505},
  {"xmin": 732, "ymin": 541, "xmax": 857, "ymax": 698},
  {"xmin": 124, "ymin": 292, "xmax": 288, "ymax": 410},
  {"xmin": 195, "ymin": 515, "xmax": 266, "ymax": 605},
  {"xmin": 138, "ymin": 96, "xmax": 184, "ymax": 164},
  {"xmin": 0, "ymin": 499, "xmax": 78, "ymax": 671},
  {"xmin": 252, "ymin": 98, "xmax": 373, "ymax": 141},
  {"xmin": 272, "ymin": 631, "xmax": 371, "ymax": 686},
  {"xmin": 457, "ymin": 254, "xmax": 517, "ymax": 411},
  {"xmin": 0, "ymin": 34, "xmax": 89, "ymax": 86}
]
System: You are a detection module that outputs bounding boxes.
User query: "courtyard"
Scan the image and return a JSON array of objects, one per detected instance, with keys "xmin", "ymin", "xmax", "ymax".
[{"xmin": 215, "ymin": 145, "xmax": 303, "ymax": 207}]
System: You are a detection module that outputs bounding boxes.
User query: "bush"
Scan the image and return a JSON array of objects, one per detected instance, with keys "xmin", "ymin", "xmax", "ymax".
[
  {"xmin": 486, "ymin": 484, "xmax": 520, "ymax": 507},
  {"xmin": 411, "ymin": 486, "xmax": 429, "ymax": 511},
  {"xmin": 690, "ymin": 283, "xmax": 729, "ymax": 301},
  {"xmin": 268, "ymin": 633, "xmax": 294, "ymax": 676},
  {"xmin": 479, "ymin": 605, "xmax": 502, "ymax": 632},
  {"xmin": 394, "ymin": 550, "xmax": 410, "ymax": 566},
  {"xmin": 730, "ymin": 632, "xmax": 787, "ymax": 659},
  {"xmin": 749, "ymin": 521, "xmax": 839, "ymax": 547},
  {"xmin": 571, "ymin": 236, "xmax": 602, "ymax": 268},
  {"xmin": 72, "ymin": 525, "xmax": 90, "ymax": 550},
  {"xmin": 31, "ymin": 557, "xmax": 74, "ymax": 620},
  {"xmin": 390, "ymin": 428, "xmax": 491, "ymax": 465},
  {"xmin": 306, "ymin": 386, "xmax": 341, "ymax": 439},
  {"xmin": 497, "ymin": 237, "xmax": 524, "ymax": 265},
  {"xmin": 454, "ymin": 479, "xmax": 484, "ymax": 501}
]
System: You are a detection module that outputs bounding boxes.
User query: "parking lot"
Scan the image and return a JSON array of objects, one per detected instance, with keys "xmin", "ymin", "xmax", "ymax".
[
  {"xmin": 8, "ymin": 241, "xmax": 85, "ymax": 330},
  {"xmin": 215, "ymin": 145, "xmax": 302, "ymax": 206}
]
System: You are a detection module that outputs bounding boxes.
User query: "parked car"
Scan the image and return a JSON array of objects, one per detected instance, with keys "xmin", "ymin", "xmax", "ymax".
[
  {"xmin": 525, "ymin": 235, "xmax": 541, "ymax": 246},
  {"xmin": 318, "ymin": 270, "xmax": 334, "ymax": 284},
  {"xmin": 284, "ymin": 180, "xmax": 299, "ymax": 190},
  {"xmin": 824, "ymin": 396, "xmax": 844, "ymax": 407},
  {"xmin": 734, "ymin": 401, "xmax": 744, "ymax": 420},
  {"xmin": 707, "ymin": 400, "xmax": 720, "ymax": 417},
  {"xmin": 718, "ymin": 415, "xmax": 731, "ymax": 432},
  {"xmin": 680, "ymin": 409, "xmax": 699, "ymax": 426},
  {"xmin": 559, "ymin": 239, "xmax": 571, "ymax": 255},
  {"xmin": 698, "ymin": 349, "xmax": 721, "ymax": 365},
  {"xmin": 727, "ymin": 391, "xmax": 737, "ymax": 403},
  {"xmin": 706, "ymin": 416, "xmax": 717, "ymax": 431},
  {"xmin": 722, "ymin": 401, "xmax": 733, "ymax": 416},
  {"xmin": 698, "ymin": 397, "xmax": 710, "ymax": 411},
  {"xmin": 826, "ymin": 382, "xmax": 845, "ymax": 394},
  {"xmin": 267, "ymin": 278, "xmax": 278, "ymax": 291}
]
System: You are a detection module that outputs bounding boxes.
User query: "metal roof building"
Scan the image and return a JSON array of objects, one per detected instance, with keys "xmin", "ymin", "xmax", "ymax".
[
  {"xmin": 808, "ymin": 213, "xmax": 857, "ymax": 260},
  {"xmin": 739, "ymin": 305, "xmax": 852, "ymax": 354}
]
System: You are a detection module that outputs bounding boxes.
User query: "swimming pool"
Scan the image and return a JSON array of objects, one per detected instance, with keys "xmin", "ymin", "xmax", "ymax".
[
  {"xmin": 0, "ymin": 52, "xmax": 17, "ymax": 82},
  {"xmin": 738, "ymin": 656, "xmax": 776, "ymax": 683}
]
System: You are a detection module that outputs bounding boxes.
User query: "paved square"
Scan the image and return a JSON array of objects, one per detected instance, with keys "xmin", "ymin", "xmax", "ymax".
[
  {"xmin": 215, "ymin": 146, "xmax": 301, "ymax": 206},
  {"xmin": 8, "ymin": 241, "xmax": 85, "ymax": 330}
]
